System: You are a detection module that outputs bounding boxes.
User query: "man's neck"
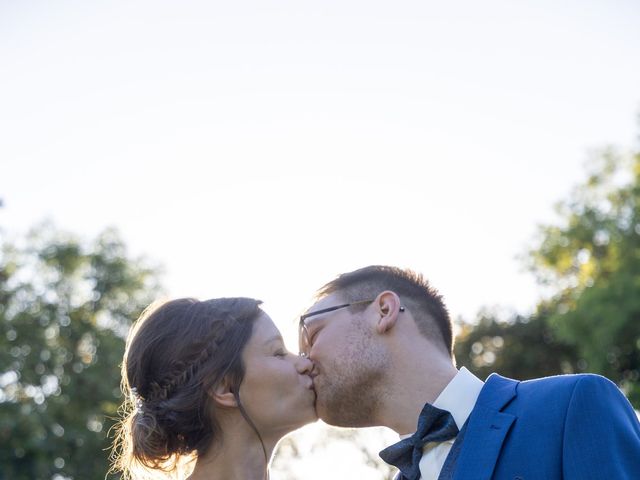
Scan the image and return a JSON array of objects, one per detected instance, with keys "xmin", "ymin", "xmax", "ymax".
[{"xmin": 377, "ymin": 354, "xmax": 459, "ymax": 435}]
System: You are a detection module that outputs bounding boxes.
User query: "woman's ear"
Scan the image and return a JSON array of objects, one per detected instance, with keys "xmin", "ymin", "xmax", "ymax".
[
  {"xmin": 210, "ymin": 380, "xmax": 238, "ymax": 408},
  {"xmin": 375, "ymin": 290, "xmax": 403, "ymax": 334}
]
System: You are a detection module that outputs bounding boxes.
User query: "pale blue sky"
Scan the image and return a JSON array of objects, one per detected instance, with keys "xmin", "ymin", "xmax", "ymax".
[
  {"xmin": 2, "ymin": 0, "xmax": 639, "ymax": 324},
  {"xmin": 1, "ymin": 3, "xmax": 640, "ymax": 475}
]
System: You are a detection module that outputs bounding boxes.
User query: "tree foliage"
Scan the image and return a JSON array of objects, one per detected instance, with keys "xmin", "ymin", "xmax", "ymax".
[
  {"xmin": 457, "ymin": 143, "xmax": 640, "ymax": 408},
  {"xmin": 529, "ymin": 147, "xmax": 640, "ymax": 406},
  {"xmin": 0, "ymin": 224, "xmax": 160, "ymax": 480},
  {"xmin": 455, "ymin": 309, "xmax": 580, "ymax": 382}
]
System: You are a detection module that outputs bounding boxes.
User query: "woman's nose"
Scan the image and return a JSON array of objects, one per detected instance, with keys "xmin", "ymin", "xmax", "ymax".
[{"xmin": 295, "ymin": 355, "xmax": 313, "ymax": 374}]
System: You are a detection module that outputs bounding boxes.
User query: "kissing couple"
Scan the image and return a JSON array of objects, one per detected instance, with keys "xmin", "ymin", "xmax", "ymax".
[{"xmin": 111, "ymin": 265, "xmax": 640, "ymax": 479}]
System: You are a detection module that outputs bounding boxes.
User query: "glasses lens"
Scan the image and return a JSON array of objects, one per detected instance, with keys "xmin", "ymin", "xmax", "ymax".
[{"xmin": 299, "ymin": 324, "xmax": 309, "ymax": 355}]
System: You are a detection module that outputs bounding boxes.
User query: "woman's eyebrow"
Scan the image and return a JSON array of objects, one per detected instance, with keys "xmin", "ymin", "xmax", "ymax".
[{"xmin": 263, "ymin": 334, "xmax": 284, "ymax": 346}]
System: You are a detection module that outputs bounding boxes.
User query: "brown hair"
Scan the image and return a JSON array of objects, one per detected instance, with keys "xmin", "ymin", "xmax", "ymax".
[
  {"xmin": 316, "ymin": 265, "xmax": 453, "ymax": 356},
  {"xmin": 110, "ymin": 297, "xmax": 263, "ymax": 478}
]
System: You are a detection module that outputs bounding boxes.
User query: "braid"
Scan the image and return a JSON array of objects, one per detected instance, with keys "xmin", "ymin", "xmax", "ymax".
[{"xmin": 142, "ymin": 311, "xmax": 241, "ymax": 404}]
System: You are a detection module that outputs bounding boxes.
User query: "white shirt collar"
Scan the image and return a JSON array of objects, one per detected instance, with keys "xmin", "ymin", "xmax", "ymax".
[
  {"xmin": 400, "ymin": 367, "xmax": 484, "ymax": 438},
  {"xmin": 432, "ymin": 366, "xmax": 484, "ymax": 430}
]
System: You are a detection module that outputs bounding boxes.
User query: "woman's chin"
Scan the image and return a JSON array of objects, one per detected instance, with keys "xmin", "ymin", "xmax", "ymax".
[
  {"xmin": 271, "ymin": 411, "xmax": 318, "ymax": 439},
  {"xmin": 279, "ymin": 391, "xmax": 319, "ymax": 431},
  {"xmin": 297, "ymin": 402, "xmax": 319, "ymax": 427}
]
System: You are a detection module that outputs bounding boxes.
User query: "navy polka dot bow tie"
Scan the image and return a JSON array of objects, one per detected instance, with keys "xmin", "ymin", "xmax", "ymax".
[{"xmin": 379, "ymin": 403, "xmax": 459, "ymax": 480}]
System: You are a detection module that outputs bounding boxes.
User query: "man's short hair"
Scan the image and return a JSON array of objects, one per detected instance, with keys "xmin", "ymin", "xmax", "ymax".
[{"xmin": 316, "ymin": 265, "xmax": 453, "ymax": 356}]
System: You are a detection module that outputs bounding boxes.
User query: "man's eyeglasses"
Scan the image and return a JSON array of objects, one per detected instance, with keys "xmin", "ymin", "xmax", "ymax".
[{"xmin": 298, "ymin": 299, "xmax": 405, "ymax": 356}]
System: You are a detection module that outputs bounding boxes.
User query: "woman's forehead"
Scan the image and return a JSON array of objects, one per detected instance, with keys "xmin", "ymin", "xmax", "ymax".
[{"xmin": 249, "ymin": 312, "xmax": 282, "ymax": 344}]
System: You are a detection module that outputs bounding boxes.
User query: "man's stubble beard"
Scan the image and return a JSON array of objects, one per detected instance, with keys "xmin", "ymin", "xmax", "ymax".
[{"xmin": 316, "ymin": 323, "xmax": 390, "ymax": 427}]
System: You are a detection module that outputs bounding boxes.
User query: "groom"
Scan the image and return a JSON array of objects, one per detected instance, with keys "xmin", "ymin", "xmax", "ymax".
[{"xmin": 299, "ymin": 265, "xmax": 640, "ymax": 479}]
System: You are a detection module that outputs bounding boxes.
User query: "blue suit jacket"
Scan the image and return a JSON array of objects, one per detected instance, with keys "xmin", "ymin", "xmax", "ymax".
[{"xmin": 452, "ymin": 373, "xmax": 640, "ymax": 480}]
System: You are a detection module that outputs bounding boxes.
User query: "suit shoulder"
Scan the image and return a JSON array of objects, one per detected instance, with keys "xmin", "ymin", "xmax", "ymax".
[
  {"xmin": 509, "ymin": 373, "xmax": 615, "ymax": 406},
  {"xmin": 518, "ymin": 373, "xmax": 624, "ymax": 400},
  {"xmin": 519, "ymin": 373, "xmax": 611, "ymax": 390}
]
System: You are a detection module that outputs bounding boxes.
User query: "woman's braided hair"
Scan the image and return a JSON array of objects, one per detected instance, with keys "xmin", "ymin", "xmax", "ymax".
[{"xmin": 110, "ymin": 297, "xmax": 263, "ymax": 478}]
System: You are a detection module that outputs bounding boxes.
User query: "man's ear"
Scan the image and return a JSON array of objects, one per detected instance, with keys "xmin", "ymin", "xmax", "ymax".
[
  {"xmin": 209, "ymin": 379, "xmax": 238, "ymax": 408},
  {"xmin": 374, "ymin": 291, "xmax": 403, "ymax": 334}
]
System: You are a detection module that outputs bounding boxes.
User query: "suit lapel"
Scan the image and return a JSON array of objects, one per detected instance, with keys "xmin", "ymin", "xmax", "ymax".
[{"xmin": 452, "ymin": 374, "xmax": 518, "ymax": 480}]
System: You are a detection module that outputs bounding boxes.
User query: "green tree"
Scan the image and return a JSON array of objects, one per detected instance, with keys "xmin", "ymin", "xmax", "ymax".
[
  {"xmin": 454, "ymin": 308, "xmax": 580, "ymax": 382},
  {"xmin": 527, "ymin": 146, "xmax": 640, "ymax": 407},
  {"xmin": 0, "ymin": 223, "xmax": 160, "ymax": 480},
  {"xmin": 458, "ymin": 139, "xmax": 640, "ymax": 409}
]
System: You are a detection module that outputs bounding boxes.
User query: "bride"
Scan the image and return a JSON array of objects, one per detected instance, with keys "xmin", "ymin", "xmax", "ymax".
[{"xmin": 110, "ymin": 297, "xmax": 316, "ymax": 479}]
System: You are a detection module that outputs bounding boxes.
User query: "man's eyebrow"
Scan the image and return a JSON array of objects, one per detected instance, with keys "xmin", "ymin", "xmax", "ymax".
[
  {"xmin": 300, "ymin": 310, "xmax": 327, "ymax": 324},
  {"xmin": 303, "ymin": 313, "xmax": 330, "ymax": 331},
  {"xmin": 301, "ymin": 303, "xmax": 347, "ymax": 322}
]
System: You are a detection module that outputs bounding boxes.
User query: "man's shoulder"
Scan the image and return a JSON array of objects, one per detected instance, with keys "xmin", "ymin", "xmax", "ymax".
[
  {"xmin": 517, "ymin": 372, "xmax": 616, "ymax": 394},
  {"xmin": 488, "ymin": 371, "xmax": 612, "ymax": 390},
  {"xmin": 482, "ymin": 372, "xmax": 618, "ymax": 409}
]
